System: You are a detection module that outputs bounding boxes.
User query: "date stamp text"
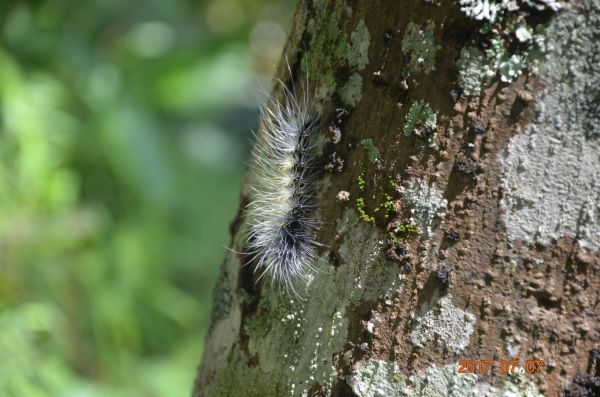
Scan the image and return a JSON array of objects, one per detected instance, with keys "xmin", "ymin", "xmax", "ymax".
[{"xmin": 457, "ymin": 359, "xmax": 545, "ymax": 375}]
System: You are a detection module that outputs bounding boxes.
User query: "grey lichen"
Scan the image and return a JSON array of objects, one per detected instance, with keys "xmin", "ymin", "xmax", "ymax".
[
  {"xmin": 305, "ymin": 1, "xmax": 347, "ymax": 103},
  {"xmin": 488, "ymin": 37, "xmax": 526, "ymax": 83},
  {"xmin": 538, "ymin": 0, "xmax": 600, "ymax": 140},
  {"xmin": 209, "ymin": 209, "xmax": 403, "ymax": 396},
  {"xmin": 456, "ymin": 47, "xmax": 496, "ymax": 96},
  {"xmin": 501, "ymin": 372, "xmax": 545, "ymax": 397},
  {"xmin": 349, "ymin": 19, "xmax": 370, "ymax": 70},
  {"xmin": 347, "ymin": 360, "xmax": 403, "ymax": 397},
  {"xmin": 359, "ymin": 138, "xmax": 380, "ymax": 163},
  {"xmin": 336, "ymin": 208, "xmax": 404, "ymax": 302},
  {"xmin": 340, "ymin": 73, "xmax": 363, "ymax": 107},
  {"xmin": 401, "ymin": 22, "xmax": 438, "ymax": 74},
  {"xmin": 410, "ymin": 295, "xmax": 476, "ymax": 352},
  {"xmin": 400, "ymin": 179, "xmax": 447, "ymax": 238},
  {"xmin": 306, "ymin": 10, "xmax": 370, "ymax": 106},
  {"xmin": 403, "ymin": 100, "xmax": 438, "ymax": 147},
  {"xmin": 459, "ymin": 0, "xmax": 511, "ymax": 22},
  {"xmin": 521, "ymin": 0, "xmax": 562, "ymax": 10},
  {"xmin": 404, "ymin": 365, "xmax": 486, "ymax": 397},
  {"xmin": 499, "ymin": 0, "xmax": 600, "ymax": 250},
  {"xmin": 456, "ymin": 1, "xmax": 556, "ymax": 95},
  {"xmin": 347, "ymin": 361, "xmax": 544, "ymax": 396},
  {"xmin": 239, "ymin": 270, "xmax": 350, "ymax": 396},
  {"xmin": 459, "ymin": 0, "xmax": 561, "ymax": 22},
  {"xmin": 341, "ymin": 20, "xmax": 370, "ymax": 107},
  {"xmin": 456, "ymin": 24, "xmax": 547, "ymax": 95}
]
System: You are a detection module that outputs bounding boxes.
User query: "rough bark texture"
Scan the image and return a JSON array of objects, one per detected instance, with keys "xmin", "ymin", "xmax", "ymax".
[{"xmin": 193, "ymin": 1, "xmax": 600, "ymax": 396}]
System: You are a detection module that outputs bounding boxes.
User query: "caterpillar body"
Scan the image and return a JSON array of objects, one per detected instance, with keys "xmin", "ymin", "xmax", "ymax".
[{"xmin": 245, "ymin": 73, "xmax": 320, "ymax": 295}]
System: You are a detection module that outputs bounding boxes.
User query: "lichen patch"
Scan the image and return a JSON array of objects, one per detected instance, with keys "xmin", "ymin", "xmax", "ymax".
[
  {"xmin": 400, "ymin": 179, "xmax": 447, "ymax": 238},
  {"xmin": 410, "ymin": 295, "xmax": 476, "ymax": 352},
  {"xmin": 347, "ymin": 361, "xmax": 544, "ymax": 396},
  {"xmin": 499, "ymin": 0, "xmax": 600, "ymax": 250}
]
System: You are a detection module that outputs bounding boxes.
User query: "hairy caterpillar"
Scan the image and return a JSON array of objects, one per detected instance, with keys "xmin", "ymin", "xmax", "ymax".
[{"xmin": 245, "ymin": 67, "xmax": 320, "ymax": 295}]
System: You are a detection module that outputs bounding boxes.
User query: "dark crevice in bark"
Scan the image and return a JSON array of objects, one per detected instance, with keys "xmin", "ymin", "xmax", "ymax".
[{"xmin": 330, "ymin": 379, "xmax": 358, "ymax": 397}]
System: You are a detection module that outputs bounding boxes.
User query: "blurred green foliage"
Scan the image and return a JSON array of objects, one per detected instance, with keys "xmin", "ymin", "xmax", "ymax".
[{"xmin": 0, "ymin": 0, "xmax": 293, "ymax": 395}]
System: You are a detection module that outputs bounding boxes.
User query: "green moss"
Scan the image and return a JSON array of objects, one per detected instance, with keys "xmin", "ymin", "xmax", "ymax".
[
  {"xmin": 356, "ymin": 168, "xmax": 378, "ymax": 224},
  {"xmin": 401, "ymin": 22, "xmax": 438, "ymax": 74},
  {"xmin": 356, "ymin": 197, "xmax": 375, "ymax": 224},
  {"xmin": 359, "ymin": 139, "xmax": 380, "ymax": 163},
  {"xmin": 356, "ymin": 168, "xmax": 374, "ymax": 224},
  {"xmin": 356, "ymin": 169, "xmax": 398, "ymax": 224},
  {"xmin": 403, "ymin": 100, "xmax": 437, "ymax": 147},
  {"xmin": 377, "ymin": 189, "xmax": 395, "ymax": 220},
  {"xmin": 357, "ymin": 168, "xmax": 366, "ymax": 192},
  {"xmin": 394, "ymin": 223, "xmax": 419, "ymax": 240}
]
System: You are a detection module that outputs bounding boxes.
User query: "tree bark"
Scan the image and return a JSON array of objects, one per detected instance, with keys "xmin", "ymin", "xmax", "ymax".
[{"xmin": 193, "ymin": 1, "xmax": 600, "ymax": 396}]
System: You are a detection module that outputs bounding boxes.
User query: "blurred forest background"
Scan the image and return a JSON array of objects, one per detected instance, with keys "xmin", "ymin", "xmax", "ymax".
[{"xmin": 0, "ymin": 0, "xmax": 293, "ymax": 395}]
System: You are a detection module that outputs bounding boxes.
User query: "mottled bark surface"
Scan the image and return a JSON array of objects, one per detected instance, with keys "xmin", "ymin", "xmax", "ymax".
[{"xmin": 193, "ymin": 1, "xmax": 600, "ymax": 396}]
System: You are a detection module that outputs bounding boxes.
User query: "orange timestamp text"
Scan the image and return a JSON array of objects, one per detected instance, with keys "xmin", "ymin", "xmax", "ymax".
[{"xmin": 457, "ymin": 359, "xmax": 544, "ymax": 375}]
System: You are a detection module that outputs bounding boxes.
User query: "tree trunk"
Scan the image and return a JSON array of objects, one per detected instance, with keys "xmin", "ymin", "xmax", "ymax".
[{"xmin": 193, "ymin": 1, "xmax": 600, "ymax": 396}]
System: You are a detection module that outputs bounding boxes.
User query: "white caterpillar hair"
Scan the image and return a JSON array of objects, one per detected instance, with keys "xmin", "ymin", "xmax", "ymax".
[{"xmin": 245, "ymin": 66, "xmax": 320, "ymax": 295}]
